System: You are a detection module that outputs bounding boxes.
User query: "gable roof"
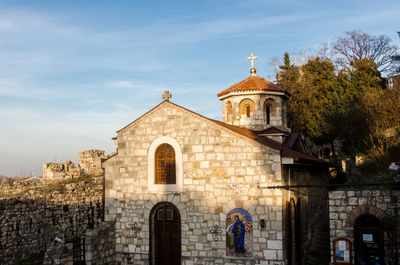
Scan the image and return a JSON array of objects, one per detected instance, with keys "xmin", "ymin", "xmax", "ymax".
[
  {"xmin": 115, "ymin": 100, "xmax": 332, "ymax": 166},
  {"xmin": 217, "ymin": 75, "xmax": 289, "ymax": 98},
  {"xmin": 257, "ymin": 126, "xmax": 288, "ymax": 135}
]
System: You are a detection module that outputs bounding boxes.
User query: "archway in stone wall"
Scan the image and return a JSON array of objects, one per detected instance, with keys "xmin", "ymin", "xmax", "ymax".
[
  {"xmin": 286, "ymin": 198, "xmax": 301, "ymax": 265},
  {"xmin": 149, "ymin": 202, "xmax": 181, "ymax": 265},
  {"xmin": 348, "ymin": 205, "xmax": 398, "ymax": 265}
]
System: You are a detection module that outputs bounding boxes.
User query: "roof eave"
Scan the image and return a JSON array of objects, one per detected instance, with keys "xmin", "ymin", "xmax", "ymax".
[{"xmin": 218, "ymin": 90, "xmax": 289, "ymax": 100}]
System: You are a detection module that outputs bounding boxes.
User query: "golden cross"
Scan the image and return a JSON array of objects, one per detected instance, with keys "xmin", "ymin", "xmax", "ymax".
[
  {"xmin": 162, "ymin": 90, "xmax": 172, "ymax": 101},
  {"xmin": 247, "ymin": 52, "xmax": 258, "ymax": 76}
]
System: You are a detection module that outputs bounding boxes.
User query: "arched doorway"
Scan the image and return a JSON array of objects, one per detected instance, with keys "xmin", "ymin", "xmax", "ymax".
[
  {"xmin": 354, "ymin": 214, "xmax": 384, "ymax": 265},
  {"xmin": 286, "ymin": 198, "xmax": 301, "ymax": 265},
  {"xmin": 149, "ymin": 202, "xmax": 181, "ymax": 265}
]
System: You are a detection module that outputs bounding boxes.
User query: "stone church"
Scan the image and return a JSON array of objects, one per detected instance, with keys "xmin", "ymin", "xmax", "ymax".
[{"xmin": 102, "ymin": 54, "xmax": 332, "ymax": 265}]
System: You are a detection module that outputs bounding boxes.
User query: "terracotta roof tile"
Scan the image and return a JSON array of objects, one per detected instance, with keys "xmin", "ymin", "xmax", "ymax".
[
  {"xmin": 115, "ymin": 100, "xmax": 332, "ymax": 166},
  {"xmin": 217, "ymin": 75, "xmax": 288, "ymax": 97},
  {"xmin": 208, "ymin": 119, "xmax": 332, "ymax": 166},
  {"xmin": 257, "ymin": 127, "xmax": 287, "ymax": 135}
]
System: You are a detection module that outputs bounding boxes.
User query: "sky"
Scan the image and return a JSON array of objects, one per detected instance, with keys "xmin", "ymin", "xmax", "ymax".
[{"xmin": 0, "ymin": 0, "xmax": 399, "ymax": 177}]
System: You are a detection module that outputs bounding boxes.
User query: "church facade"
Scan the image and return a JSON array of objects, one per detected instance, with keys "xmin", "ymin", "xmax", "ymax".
[{"xmin": 102, "ymin": 56, "xmax": 331, "ymax": 265}]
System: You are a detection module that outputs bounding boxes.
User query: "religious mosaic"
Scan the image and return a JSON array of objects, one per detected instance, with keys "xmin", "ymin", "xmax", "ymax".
[{"xmin": 226, "ymin": 208, "xmax": 253, "ymax": 257}]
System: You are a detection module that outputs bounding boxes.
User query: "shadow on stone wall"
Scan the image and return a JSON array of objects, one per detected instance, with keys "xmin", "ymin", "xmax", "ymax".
[{"xmin": 0, "ymin": 198, "xmax": 102, "ymax": 265}]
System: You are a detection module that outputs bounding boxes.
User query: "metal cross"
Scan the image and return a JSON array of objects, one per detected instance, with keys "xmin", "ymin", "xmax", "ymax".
[
  {"xmin": 209, "ymin": 224, "xmax": 223, "ymax": 241},
  {"xmin": 162, "ymin": 91, "xmax": 172, "ymax": 101},
  {"xmin": 130, "ymin": 222, "xmax": 142, "ymax": 238},
  {"xmin": 247, "ymin": 52, "xmax": 258, "ymax": 76}
]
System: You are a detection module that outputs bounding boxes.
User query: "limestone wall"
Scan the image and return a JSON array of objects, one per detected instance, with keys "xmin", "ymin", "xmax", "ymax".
[
  {"xmin": 42, "ymin": 160, "xmax": 80, "ymax": 180},
  {"xmin": 329, "ymin": 189, "xmax": 400, "ymax": 265},
  {"xmin": 0, "ymin": 176, "xmax": 103, "ymax": 265},
  {"xmin": 85, "ymin": 221, "xmax": 116, "ymax": 265},
  {"xmin": 103, "ymin": 102, "xmax": 285, "ymax": 265},
  {"xmin": 79, "ymin": 150, "xmax": 107, "ymax": 176},
  {"xmin": 221, "ymin": 94, "xmax": 287, "ymax": 131},
  {"xmin": 43, "ymin": 241, "xmax": 74, "ymax": 265}
]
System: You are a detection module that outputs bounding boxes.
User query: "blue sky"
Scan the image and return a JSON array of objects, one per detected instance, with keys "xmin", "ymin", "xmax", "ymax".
[{"xmin": 0, "ymin": 0, "xmax": 399, "ymax": 176}]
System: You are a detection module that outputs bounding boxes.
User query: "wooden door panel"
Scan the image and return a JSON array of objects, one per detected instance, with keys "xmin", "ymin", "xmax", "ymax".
[{"xmin": 152, "ymin": 203, "xmax": 181, "ymax": 265}]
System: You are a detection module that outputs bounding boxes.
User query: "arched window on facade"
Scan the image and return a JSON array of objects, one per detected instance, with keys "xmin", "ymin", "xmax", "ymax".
[
  {"xmin": 226, "ymin": 101, "xmax": 233, "ymax": 122},
  {"xmin": 239, "ymin": 99, "xmax": 255, "ymax": 118},
  {"xmin": 155, "ymin": 144, "xmax": 176, "ymax": 184},
  {"xmin": 264, "ymin": 99, "xmax": 276, "ymax": 125}
]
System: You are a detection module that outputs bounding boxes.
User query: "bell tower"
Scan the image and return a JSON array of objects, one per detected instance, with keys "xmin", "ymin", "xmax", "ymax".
[{"xmin": 217, "ymin": 53, "xmax": 290, "ymax": 132}]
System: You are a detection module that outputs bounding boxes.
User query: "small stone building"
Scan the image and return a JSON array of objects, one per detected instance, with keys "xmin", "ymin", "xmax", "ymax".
[
  {"xmin": 102, "ymin": 58, "xmax": 332, "ymax": 265},
  {"xmin": 329, "ymin": 189, "xmax": 400, "ymax": 265}
]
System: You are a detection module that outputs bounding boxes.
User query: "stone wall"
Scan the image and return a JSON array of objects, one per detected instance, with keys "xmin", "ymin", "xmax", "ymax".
[
  {"xmin": 221, "ymin": 94, "xmax": 287, "ymax": 131},
  {"xmin": 79, "ymin": 150, "xmax": 107, "ymax": 176},
  {"xmin": 42, "ymin": 149, "xmax": 106, "ymax": 180},
  {"xmin": 329, "ymin": 189, "xmax": 400, "ymax": 264},
  {"xmin": 0, "ymin": 176, "xmax": 103, "ymax": 265},
  {"xmin": 85, "ymin": 221, "xmax": 116, "ymax": 265},
  {"xmin": 103, "ymin": 102, "xmax": 285, "ymax": 265},
  {"xmin": 43, "ymin": 241, "xmax": 74, "ymax": 265},
  {"xmin": 42, "ymin": 160, "xmax": 80, "ymax": 180}
]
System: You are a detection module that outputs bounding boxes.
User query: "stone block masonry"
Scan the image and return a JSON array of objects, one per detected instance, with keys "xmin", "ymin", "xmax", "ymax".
[
  {"xmin": 329, "ymin": 189, "xmax": 400, "ymax": 264},
  {"xmin": 42, "ymin": 149, "xmax": 106, "ymax": 180},
  {"xmin": 0, "ymin": 175, "xmax": 103, "ymax": 265},
  {"xmin": 42, "ymin": 160, "xmax": 80, "ymax": 180},
  {"xmin": 103, "ymin": 103, "xmax": 285, "ymax": 265},
  {"xmin": 79, "ymin": 150, "xmax": 107, "ymax": 176}
]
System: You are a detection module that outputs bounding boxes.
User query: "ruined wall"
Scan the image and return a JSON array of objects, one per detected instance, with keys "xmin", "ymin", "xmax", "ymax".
[
  {"xmin": 42, "ymin": 160, "xmax": 80, "ymax": 180},
  {"xmin": 43, "ymin": 241, "xmax": 74, "ymax": 265},
  {"xmin": 0, "ymin": 176, "xmax": 103, "ymax": 265},
  {"xmin": 79, "ymin": 150, "xmax": 106, "ymax": 176},
  {"xmin": 42, "ymin": 149, "xmax": 106, "ymax": 180}
]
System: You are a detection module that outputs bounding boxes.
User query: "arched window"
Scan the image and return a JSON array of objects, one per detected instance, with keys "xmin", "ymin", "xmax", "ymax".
[
  {"xmin": 246, "ymin": 105, "xmax": 251, "ymax": 118},
  {"xmin": 264, "ymin": 98, "xmax": 276, "ymax": 125},
  {"xmin": 226, "ymin": 101, "xmax": 233, "ymax": 122},
  {"xmin": 155, "ymin": 144, "xmax": 176, "ymax": 184},
  {"xmin": 266, "ymin": 105, "xmax": 271, "ymax": 124},
  {"xmin": 239, "ymin": 99, "xmax": 255, "ymax": 118}
]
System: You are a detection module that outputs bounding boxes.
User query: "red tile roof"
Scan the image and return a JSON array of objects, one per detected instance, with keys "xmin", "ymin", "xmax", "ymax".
[
  {"xmin": 257, "ymin": 127, "xmax": 287, "ymax": 135},
  {"xmin": 115, "ymin": 100, "xmax": 332, "ymax": 166},
  {"xmin": 209, "ymin": 119, "xmax": 333, "ymax": 166},
  {"xmin": 217, "ymin": 75, "xmax": 288, "ymax": 97}
]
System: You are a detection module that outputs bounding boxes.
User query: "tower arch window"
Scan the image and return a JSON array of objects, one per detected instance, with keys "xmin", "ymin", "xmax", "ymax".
[
  {"xmin": 226, "ymin": 101, "xmax": 233, "ymax": 122},
  {"xmin": 239, "ymin": 99, "xmax": 255, "ymax": 118},
  {"xmin": 155, "ymin": 144, "xmax": 176, "ymax": 184},
  {"xmin": 264, "ymin": 98, "xmax": 276, "ymax": 125},
  {"xmin": 266, "ymin": 105, "xmax": 271, "ymax": 124}
]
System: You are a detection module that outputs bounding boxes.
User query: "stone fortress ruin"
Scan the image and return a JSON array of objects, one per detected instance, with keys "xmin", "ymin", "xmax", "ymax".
[{"xmin": 42, "ymin": 150, "xmax": 107, "ymax": 180}]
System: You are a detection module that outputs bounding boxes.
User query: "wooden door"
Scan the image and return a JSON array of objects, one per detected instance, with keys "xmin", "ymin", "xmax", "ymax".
[
  {"xmin": 150, "ymin": 202, "xmax": 181, "ymax": 265},
  {"xmin": 354, "ymin": 215, "xmax": 384, "ymax": 265}
]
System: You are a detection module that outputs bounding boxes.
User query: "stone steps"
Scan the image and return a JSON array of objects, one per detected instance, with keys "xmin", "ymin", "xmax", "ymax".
[{"xmin": 305, "ymin": 219, "xmax": 330, "ymax": 265}]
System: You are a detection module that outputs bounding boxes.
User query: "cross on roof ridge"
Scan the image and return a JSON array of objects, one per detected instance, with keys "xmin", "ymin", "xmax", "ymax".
[{"xmin": 162, "ymin": 91, "xmax": 172, "ymax": 101}]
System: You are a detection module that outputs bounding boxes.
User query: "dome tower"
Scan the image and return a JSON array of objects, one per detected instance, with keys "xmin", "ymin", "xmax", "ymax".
[{"xmin": 217, "ymin": 53, "xmax": 290, "ymax": 132}]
